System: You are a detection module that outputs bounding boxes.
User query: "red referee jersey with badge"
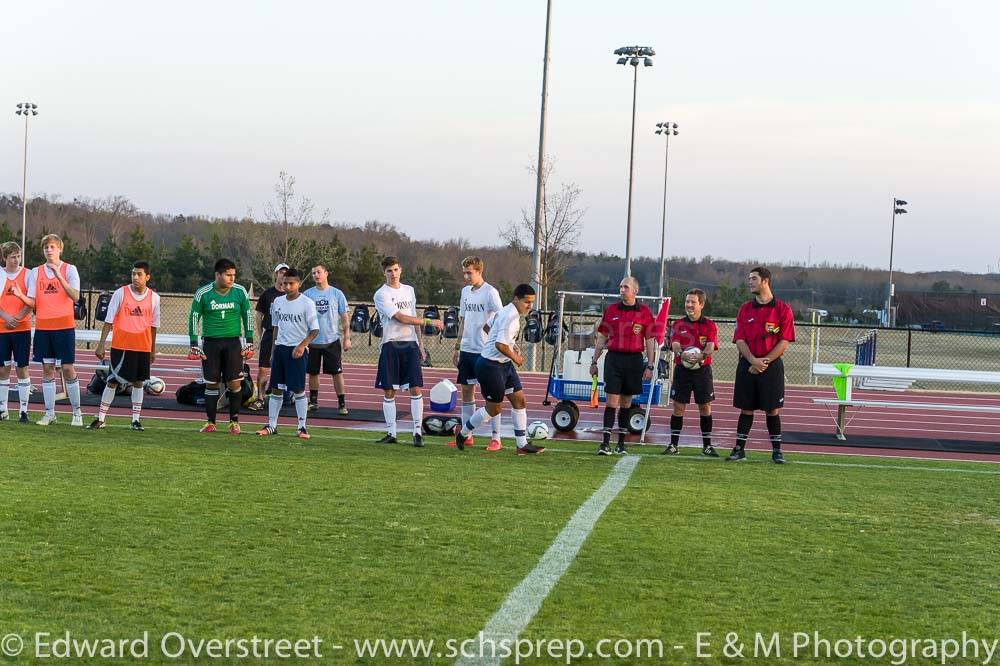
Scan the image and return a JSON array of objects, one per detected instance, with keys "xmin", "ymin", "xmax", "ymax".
[
  {"xmin": 733, "ymin": 297, "xmax": 795, "ymax": 357},
  {"xmin": 670, "ymin": 315, "xmax": 719, "ymax": 366},
  {"xmin": 597, "ymin": 301, "xmax": 655, "ymax": 353}
]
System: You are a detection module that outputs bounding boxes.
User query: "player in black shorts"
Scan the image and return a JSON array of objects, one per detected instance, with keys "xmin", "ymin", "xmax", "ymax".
[
  {"xmin": 729, "ymin": 267, "xmax": 795, "ymax": 464},
  {"xmin": 249, "ymin": 263, "xmax": 288, "ymax": 410},
  {"xmin": 666, "ymin": 289, "xmax": 719, "ymax": 456}
]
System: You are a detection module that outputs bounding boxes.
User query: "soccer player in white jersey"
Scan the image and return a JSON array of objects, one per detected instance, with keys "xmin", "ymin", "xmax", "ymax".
[
  {"xmin": 373, "ymin": 256, "xmax": 443, "ymax": 447},
  {"xmin": 256, "ymin": 268, "xmax": 319, "ymax": 440},
  {"xmin": 454, "ymin": 283, "xmax": 543, "ymax": 455},
  {"xmin": 451, "ymin": 256, "xmax": 505, "ymax": 451}
]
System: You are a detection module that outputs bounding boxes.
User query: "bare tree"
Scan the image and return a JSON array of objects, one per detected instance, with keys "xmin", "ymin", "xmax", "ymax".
[
  {"xmin": 251, "ymin": 171, "xmax": 330, "ymax": 266},
  {"xmin": 502, "ymin": 158, "xmax": 585, "ymax": 308}
]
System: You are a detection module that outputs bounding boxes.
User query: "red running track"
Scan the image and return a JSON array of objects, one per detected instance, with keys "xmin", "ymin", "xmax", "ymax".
[{"xmin": 24, "ymin": 355, "xmax": 1000, "ymax": 464}]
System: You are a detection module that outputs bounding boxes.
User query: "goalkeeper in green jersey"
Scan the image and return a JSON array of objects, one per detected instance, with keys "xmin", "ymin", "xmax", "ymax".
[{"xmin": 188, "ymin": 258, "xmax": 254, "ymax": 434}]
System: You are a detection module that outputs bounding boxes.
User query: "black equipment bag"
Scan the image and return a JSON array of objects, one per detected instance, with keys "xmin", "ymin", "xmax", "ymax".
[
  {"xmin": 349, "ymin": 304, "xmax": 371, "ymax": 333},
  {"xmin": 442, "ymin": 306, "xmax": 460, "ymax": 339}
]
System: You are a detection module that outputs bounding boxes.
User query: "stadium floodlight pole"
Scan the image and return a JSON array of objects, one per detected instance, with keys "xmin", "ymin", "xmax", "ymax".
[
  {"xmin": 615, "ymin": 45, "xmax": 655, "ymax": 277},
  {"xmin": 531, "ymin": 0, "xmax": 553, "ymax": 306},
  {"xmin": 15, "ymin": 102, "xmax": 39, "ymax": 254},
  {"xmin": 654, "ymin": 122, "xmax": 678, "ymax": 299},
  {"xmin": 527, "ymin": 0, "xmax": 553, "ymax": 372},
  {"xmin": 886, "ymin": 197, "xmax": 908, "ymax": 327}
]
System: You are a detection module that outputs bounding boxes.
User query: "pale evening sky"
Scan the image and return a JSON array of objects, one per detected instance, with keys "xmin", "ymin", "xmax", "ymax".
[{"xmin": 4, "ymin": 0, "xmax": 999, "ymax": 273}]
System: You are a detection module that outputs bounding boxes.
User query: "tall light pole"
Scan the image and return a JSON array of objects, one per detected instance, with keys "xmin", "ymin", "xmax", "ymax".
[
  {"xmin": 885, "ymin": 197, "xmax": 908, "ymax": 327},
  {"xmin": 531, "ymin": 0, "xmax": 553, "ymax": 309},
  {"xmin": 614, "ymin": 45, "xmax": 654, "ymax": 277},
  {"xmin": 15, "ymin": 102, "xmax": 39, "ymax": 254},
  {"xmin": 654, "ymin": 121, "xmax": 678, "ymax": 299}
]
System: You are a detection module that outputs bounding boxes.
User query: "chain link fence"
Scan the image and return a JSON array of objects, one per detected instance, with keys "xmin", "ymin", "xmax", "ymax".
[{"xmin": 74, "ymin": 290, "xmax": 1000, "ymax": 392}]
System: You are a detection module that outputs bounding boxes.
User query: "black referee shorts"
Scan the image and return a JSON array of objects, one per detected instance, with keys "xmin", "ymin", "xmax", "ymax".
[
  {"xmin": 732, "ymin": 356, "xmax": 785, "ymax": 411},
  {"xmin": 603, "ymin": 351, "xmax": 645, "ymax": 396},
  {"xmin": 670, "ymin": 364, "xmax": 715, "ymax": 405}
]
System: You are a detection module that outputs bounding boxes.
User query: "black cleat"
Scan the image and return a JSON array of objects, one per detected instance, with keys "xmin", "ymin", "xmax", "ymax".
[
  {"xmin": 663, "ymin": 443, "xmax": 679, "ymax": 455},
  {"xmin": 131, "ymin": 420, "xmax": 145, "ymax": 432},
  {"xmin": 453, "ymin": 425, "xmax": 465, "ymax": 451},
  {"xmin": 614, "ymin": 442, "xmax": 627, "ymax": 455},
  {"xmin": 597, "ymin": 443, "xmax": 612, "ymax": 456},
  {"xmin": 702, "ymin": 445, "xmax": 719, "ymax": 457},
  {"xmin": 375, "ymin": 433, "xmax": 397, "ymax": 444},
  {"xmin": 772, "ymin": 451, "xmax": 786, "ymax": 464},
  {"xmin": 87, "ymin": 418, "xmax": 106, "ymax": 430},
  {"xmin": 725, "ymin": 447, "xmax": 747, "ymax": 462},
  {"xmin": 19, "ymin": 411, "xmax": 29, "ymax": 424},
  {"xmin": 517, "ymin": 444, "xmax": 545, "ymax": 455},
  {"xmin": 413, "ymin": 433, "xmax": 424, "ymax": 448}
]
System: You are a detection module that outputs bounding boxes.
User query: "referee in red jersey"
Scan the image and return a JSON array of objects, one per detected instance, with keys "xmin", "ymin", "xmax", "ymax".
[
  {"xmin": 728, "ymin": 266, "xmax": 795, "ymax": 463},
  {"xmin": 590, "ymin": 277, "xmax": 657, "ymax": 456},
  {"xmin": 666, "ymin": 288, "xmax": 719, "ymax": 456}
]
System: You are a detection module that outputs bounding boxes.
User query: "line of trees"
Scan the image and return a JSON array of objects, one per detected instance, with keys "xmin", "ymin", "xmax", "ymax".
[{"xmin": 2, "ymin": 187, "xmax": 998, "ymax": 321}]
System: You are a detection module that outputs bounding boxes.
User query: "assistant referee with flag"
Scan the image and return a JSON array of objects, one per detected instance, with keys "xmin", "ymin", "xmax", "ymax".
[{"xmin": 590, "ymin": 276, "xmax": 657, "ymax": 456}]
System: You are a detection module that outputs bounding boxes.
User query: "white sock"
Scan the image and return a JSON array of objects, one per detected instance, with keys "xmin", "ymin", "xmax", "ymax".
[
  {"xmin": 268, "ymin": 394, "xmax": 282, "ymax": 429},
  {"xmin": 462, "ymin": 407, "xmax": 491, "ymax": 437},
  {"xmin": 512, "ymin": 407, "xmax": 528, "ymax": 448},
  {"xmin": 99, "ymin": 385, "xmax": 117, "ymax": 420},
  {"xmin": 383, "ymin": 397, "xmax": 396, "ymax": 436},
  {"xmin": 0, "ymin": 378, "xmax": 9, "ymax": 413},
  {"xmin": 42, "ymin": 379, "xmax": 56, "ymax": 416},
  {"xmin": 67, "ymin": 377, "xmax": 81, "ymax": 412},
  {"xmin": 18, "ymin": 379, "xmax": 30, "ymax": 413},
  {"xmin": 491, "ymin": 410, "xmax": 502, "ymax": 439},
  {"xmin": 461, "ymin": 400, "xmax": 475, "ymax": 432},
  {"xmin": 131, "ymin": 386, "xmax": 144, "ymax": 421},
  {"xmin": 410, "ymin": 395, "xmax": 423, "ymax": 434},
  {"xmin": 294, "ymin": 392, "xmax": 307, "ymax": 429}
]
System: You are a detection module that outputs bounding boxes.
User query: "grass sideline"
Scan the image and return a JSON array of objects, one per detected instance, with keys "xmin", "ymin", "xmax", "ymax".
[{"xmin": 2, "ymin": 418, "xmax": 998, "ymax": 664}]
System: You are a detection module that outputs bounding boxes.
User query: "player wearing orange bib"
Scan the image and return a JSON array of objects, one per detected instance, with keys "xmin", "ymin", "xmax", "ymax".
[
  {"xmin": 28, "ymin": 234, "xmax": 83, "ymax": 426},
  {"xmin": 0, "ymin": 242, "xmax": 35, "ymax": 424},
  {"xmin": 90, "ymin": 262, "xmax": 161, "ymax": 431}
]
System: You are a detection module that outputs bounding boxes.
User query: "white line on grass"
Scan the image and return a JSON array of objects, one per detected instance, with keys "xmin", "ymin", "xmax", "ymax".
[
  {"xmin": 455, "ymin": 455, "xmax": 640, "ymax": 666},
  {"xmin": 78, "ymin": 419, "xmax": 1000, "ymax": 476}
]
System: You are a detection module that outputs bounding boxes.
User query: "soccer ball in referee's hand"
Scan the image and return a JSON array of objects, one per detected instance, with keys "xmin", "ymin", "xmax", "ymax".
[
  {"xmin": 144, "ymin": 376, "xmax": 166, "ymax": 396},
  {"xmin": 681, "ymin": 347, "xmax": 703, "ymax": 370},
  {"xmin": 527, "ymin": 421, "xmax": 549, "ymax": 441}
]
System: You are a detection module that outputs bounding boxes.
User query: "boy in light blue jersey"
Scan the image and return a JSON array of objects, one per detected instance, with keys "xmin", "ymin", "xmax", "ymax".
[{"xmin": 303, "ymin": 264, "xmax": 351, "ymax": 415}]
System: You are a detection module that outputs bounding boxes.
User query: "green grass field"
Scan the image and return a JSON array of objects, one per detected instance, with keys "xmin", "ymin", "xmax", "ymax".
[{"xmin": 2, "ymin": 420, "xmax": 998, "ymax": 664}]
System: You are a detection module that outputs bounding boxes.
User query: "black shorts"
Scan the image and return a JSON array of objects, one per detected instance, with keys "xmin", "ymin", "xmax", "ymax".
[
  {"xmin": 603, "ymin": 351, "xmax": 645, "ymax": 396},
  {"xmin": 307, "ymin": 340, "xmax": 343, "ymax": 376},
  {"xmin": 474, "ymin": 356, "xmax": 522, "ymax": 403},
  {"xmin": 203, "ymin": 337, "xmax": 244, "ymax": 384},
  {"xmin": 670, "ymin": 364, "xmax": 715, "ymax": 405},
  {"xmin": 271, "ymin": 344, "xmax": 308, "ymax": 394},
  {"xmin": 375, "ymin": 341, "xmax": 423, "ymax": 390},
  {"xmin": 108, "ymin": 348, "xmax": 151, "ymax": 385},
  {"xmin": 258, "ymin": 330, "xmax": 274, "ymax": 369},
  {"xmin": 733, "ymin": 357, "xmax": 786, "ymax": 411},
  {"xmin": 456, "ymin": 350, "xmax": 480, "ymax": 385}
]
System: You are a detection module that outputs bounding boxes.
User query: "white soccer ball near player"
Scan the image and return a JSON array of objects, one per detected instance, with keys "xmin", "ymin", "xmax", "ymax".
[
  {"xmin": 681, "ymin": 347, "xmax": 703, "ymax": 370},
  {"xmin": 527, "ymin": 420, "xmax": 549, "ymax": 441},
  {"xmin": 144, "ymin": 376, "xmax": 166, "ymax": 396}
]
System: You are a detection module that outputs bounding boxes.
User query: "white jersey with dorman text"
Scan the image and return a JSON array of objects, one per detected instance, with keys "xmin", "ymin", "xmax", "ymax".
[
  {"xmin": 270, "ymin": 294, "xmax": 319, "ymax": 347},
  {"xmin": 459, "ymin": 282, "xmax": 503, "ymax": 354},
  {"xmin": 374, "ymin": 283, "xmax": 418, "ymax": 345},
  {"xmin": 480, "ymin": 303, "xmax": 521, "ymax": 363}
]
